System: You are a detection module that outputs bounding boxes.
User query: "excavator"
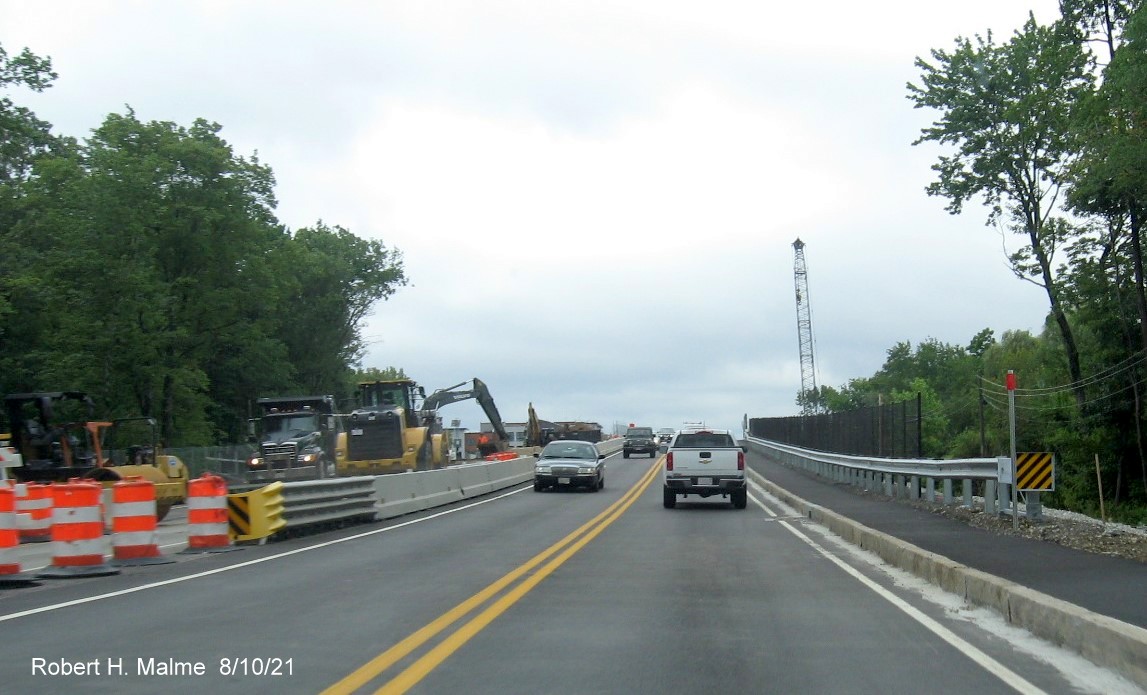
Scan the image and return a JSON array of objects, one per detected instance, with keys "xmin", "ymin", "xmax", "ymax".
[
  {"xmin": 336, "ymin": 377, "xmax": 508, "ymax": 475},
  {"xmin": 422, "ymin": 378, "xmax": 509, "ymax": 458},
  {"xmin": 526, "ymin": 403, "xmax": 602, "ymax": 446},
  {"xmin": 2, "ymin": 392, "xmax": 188, "ymax": 520}
]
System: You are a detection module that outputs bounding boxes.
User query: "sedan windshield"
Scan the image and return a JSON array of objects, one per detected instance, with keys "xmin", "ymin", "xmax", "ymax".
[{"xmin": 540, "ymin": 443, "xmax": 597, "ymax": 460}]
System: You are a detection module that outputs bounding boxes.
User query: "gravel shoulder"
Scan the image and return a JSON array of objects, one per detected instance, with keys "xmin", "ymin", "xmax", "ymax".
[{"xmin": 889, "ymin": 492, "xmax": 1147, "ymax": 564}]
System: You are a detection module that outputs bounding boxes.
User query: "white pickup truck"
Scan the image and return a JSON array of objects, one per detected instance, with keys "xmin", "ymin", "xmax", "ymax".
[{"xmin": 662, "ymin": 428, "xmax": 747, "ymax": 509}]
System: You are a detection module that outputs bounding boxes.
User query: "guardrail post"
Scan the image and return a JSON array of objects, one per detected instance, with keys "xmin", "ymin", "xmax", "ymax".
[
  {"xmin": 997, "ymin": 482, "xmax": 1011, "ymax": 517},
  {"xmin": 942, "ymin": 479, "xmax": 952, "ymax": 505},
  {"xmin": 1026, "ymin": 491, "xmax": 1042, "ymax": 522},
  {"xmin": 984, "ymin": 480, "xmax": 997, "ymax": 514},
  {"xmin": 963, "ymin": 479, "xmax": 973, "ymax": 508},
  {"xmin": 910, "ymin": 475, "xmax": 920, "ymax": 501}
]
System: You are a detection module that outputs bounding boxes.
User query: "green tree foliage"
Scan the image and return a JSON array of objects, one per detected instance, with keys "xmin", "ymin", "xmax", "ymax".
[
  {"xmin": 1059, "ymin": 0, "xmax": 1138, "ymax": 63},
  {"xmin": 907, "ymin": 14, "xmax": 1095, "ymax": 405},
  {"xmin": 0, "ymin": 44, "xmax": 59, "ymax": 187},
  {"xmin": 354, "ymin": 366, "xmax": 409, "ymax": 383},
  {"xmin": 0, "ymin": 44, "xmax": 69, "ymax": 390},
  {"xmin": 0, "ymin": 40, "xmax": 408, "ymax": 445},
  {"xmin": 274, "ymin": 222, "xmax": 407, "ymax": 395}
]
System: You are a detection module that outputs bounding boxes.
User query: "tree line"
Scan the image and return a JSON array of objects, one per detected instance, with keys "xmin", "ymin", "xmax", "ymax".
[
  {"xmin": 0, "ymin": 43, "xmax": 408, "ymax": 445},
  {"xmin": 803, "ymin": 1, "xmax": 1147, "ymax": 523}
]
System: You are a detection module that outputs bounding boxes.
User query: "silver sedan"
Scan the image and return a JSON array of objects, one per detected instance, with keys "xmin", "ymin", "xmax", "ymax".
[{"xmin": 533, "ymin": 440, "xmax": 605, "ymax": 492}]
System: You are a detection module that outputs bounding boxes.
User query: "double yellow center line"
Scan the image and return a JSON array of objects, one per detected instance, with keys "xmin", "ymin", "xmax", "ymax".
[{"xmin": 323, "ymin": 457, "xmax": 663, "ymax": 694}]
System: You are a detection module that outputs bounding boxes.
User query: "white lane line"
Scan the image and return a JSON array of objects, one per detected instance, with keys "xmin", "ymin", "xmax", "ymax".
[
  {"xmin": 0, "ymin": 485, "xmax": 532, "ymax": 623},
  {"xmin": 746, "ymin": 483, "xmax": 1046, "ymax": 695}
]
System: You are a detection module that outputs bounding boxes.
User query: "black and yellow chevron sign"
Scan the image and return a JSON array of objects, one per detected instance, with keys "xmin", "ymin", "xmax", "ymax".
[
  {"xmin": 1016, "ymin": 452, "xmax": 1055, "ymax": 491},
  {"xmin": 228, "ymin": 495, "xmax": 252, "ymax": 537}
]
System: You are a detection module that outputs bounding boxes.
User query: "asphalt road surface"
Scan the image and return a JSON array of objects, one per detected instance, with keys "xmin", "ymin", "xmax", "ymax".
[{"xmin": 1, "ymin": 451, "xmax": 1138, "ymax": 694}]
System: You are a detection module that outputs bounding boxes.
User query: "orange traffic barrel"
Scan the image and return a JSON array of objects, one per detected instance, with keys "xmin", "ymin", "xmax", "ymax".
[
  {"xmin": 182, "ymin": 473, "xmax": 237, "ymax": 554},
  {"xmin": 38, "ymin": 480, "xmax": 119, "ymax": 578},
  {"xmin": 0, "ymin": 485, "xmax": 36, "ymax": 584},
  {"xmin": 110, "ymin": 476, "xmax": 173, "ymax": 566},
  {"xmin": 15, "ymin": 482, "xmax": 52, "ymax": 543}
]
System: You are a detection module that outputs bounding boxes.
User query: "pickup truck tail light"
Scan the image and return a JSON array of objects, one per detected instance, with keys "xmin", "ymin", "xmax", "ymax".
[
  {"xmin": 665, "ymin": 452, "xmax": 674, "ymax": 471},
  {"xmin": 737, "ymin": 451, "xmax": 744, "ymax": 470}
]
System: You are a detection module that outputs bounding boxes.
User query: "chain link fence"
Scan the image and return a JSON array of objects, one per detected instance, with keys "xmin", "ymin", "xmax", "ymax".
[
  {"xmin": 749, "ymin": 394, "xmax": 922, "ymax": 458},
  {"xmin": 166, "ymin": 444, "xmax": 257, "ymax": 483}
]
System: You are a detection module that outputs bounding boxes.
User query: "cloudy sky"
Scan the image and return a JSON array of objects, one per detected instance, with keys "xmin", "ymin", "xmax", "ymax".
[{"xmin": 1, "ymin": 1, "xmax": 1061, "ymax": 435}]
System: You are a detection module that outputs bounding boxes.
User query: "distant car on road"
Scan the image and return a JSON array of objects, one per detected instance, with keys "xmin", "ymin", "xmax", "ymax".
[
  {"xmin": 623, "ymin": 426, "xmax": 659, "ymax": 458},
  {"xmin": 533, "ymin": 440, "xmax": 605, "ymax": 492},
  {"xmin": 656, "ymin": 428, "xmax": 675, "ymax": 444}
]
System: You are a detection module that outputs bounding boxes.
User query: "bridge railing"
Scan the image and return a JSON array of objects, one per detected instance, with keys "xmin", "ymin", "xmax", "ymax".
[{"xmin": 746, "ymin": 435, "xmax": 1033, "ymax": 517}]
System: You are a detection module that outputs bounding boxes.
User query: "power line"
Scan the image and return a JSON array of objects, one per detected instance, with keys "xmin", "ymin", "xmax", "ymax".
[{"xmin": 979, "ymin": 350, "xmax": 1147, "ymax": 397}]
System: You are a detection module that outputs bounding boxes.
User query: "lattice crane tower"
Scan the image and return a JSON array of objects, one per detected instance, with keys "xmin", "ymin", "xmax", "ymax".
[{"xmin": 792, "ymin": 238, "xmax": 819, "ymax": 413}]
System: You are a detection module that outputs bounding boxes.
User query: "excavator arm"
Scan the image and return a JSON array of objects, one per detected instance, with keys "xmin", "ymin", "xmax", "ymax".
[{"xmin": 422, "ymin": 378, "xmax": 510, "ymax": 452}]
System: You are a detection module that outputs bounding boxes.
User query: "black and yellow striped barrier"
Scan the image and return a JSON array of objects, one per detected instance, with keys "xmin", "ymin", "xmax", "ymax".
[
  {"xmin": 1015, "ymin": 452, "xmax": 1055, "ymax": 491},
  {"xmin": 227, "ymin": 481, "xmax": 286, "ymax": 543}
]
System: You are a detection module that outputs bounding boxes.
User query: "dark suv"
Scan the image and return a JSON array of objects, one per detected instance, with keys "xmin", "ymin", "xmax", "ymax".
[{"xmin": 623, "ymin": 426, "xmax": 658, "ymax": 458}]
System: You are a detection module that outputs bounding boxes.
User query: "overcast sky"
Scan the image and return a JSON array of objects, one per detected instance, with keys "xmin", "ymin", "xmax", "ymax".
[{"xmin": 1, "ymin": 1, "xmax": 1062, "ymax": 435}]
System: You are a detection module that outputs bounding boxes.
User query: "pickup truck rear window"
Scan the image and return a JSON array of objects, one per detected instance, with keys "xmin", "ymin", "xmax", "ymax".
[{"xmin": 673, "ymin": 433, "xmax": 735, "ymax": 448}]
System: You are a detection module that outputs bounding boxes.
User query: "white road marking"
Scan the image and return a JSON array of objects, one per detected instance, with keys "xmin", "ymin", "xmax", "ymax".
[
  {"xmin": 746, "ymin": 481, "xmax": 1046, "ymax": 695},
  {"xmin": 0, "ymin": 485, "xmax": 532, "ymax": 623}
]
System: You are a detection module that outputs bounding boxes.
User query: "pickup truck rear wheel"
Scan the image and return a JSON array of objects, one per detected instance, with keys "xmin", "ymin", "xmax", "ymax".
[
  {"xmin": 731, "ymin": 488, "xmax": 747, "ymax": 509},
  {"xmin": 662, "ymin": 488, "xmax": 676, "ymax": 509}
]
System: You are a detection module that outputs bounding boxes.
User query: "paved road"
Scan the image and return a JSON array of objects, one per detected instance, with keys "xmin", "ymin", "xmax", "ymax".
[
  {"xmin": 1, "ymin": 451, "xmax": 1140, "ymax": 693},
  {"xmin": 746, "ymin": 449, "xmax": 1147, "ymax": 631}
]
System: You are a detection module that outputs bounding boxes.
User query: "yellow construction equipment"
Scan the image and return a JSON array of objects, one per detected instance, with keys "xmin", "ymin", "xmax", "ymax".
[
  {"xmin": 3, "ymin": 393, "xmax": 187, "ymax": 520},
  {"xmin": 336, "ymin": 378, "xmax": 508, "ymax": 475}
]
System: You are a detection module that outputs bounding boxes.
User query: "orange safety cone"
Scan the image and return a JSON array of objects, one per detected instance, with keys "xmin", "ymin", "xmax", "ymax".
[
  {"xmin": 15, "ymin": 482, "xmax": 52, "ymax": 543},
  {"xmin": 181, "ymin": 473, "xmax": 238, "ymax": 554},
  {"xmin": 1, "ymin": 486, "xmax": 37, "ymax": 585},
  {"xmin": 110, "ymin": 477, "xmax": 173, "ymax": 566},
  {"xmin": 38, "ymin": 479, "xmax": 119, "ymax": 578}
]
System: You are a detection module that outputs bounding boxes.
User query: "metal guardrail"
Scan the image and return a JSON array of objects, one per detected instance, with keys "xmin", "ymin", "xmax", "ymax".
[
  {"xmin": 276, "ymin": 476, "xmax": 377, "ymax": 531},
  {"xmin": 747, "ymin": 436, "xmax": 1032, "ymax": 517},
  {"xmin": 232, "ymin": 440, "xmax": 626, "ymax": 542}
]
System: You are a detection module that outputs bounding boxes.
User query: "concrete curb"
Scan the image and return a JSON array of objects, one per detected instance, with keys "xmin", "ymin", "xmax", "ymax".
[{"xmin": 749, "ymin": 469, "xmax": 1147, "ymax": 688}]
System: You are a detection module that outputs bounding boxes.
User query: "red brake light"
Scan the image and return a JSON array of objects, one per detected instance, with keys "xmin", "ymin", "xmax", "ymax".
[
  {"xmin": 666, "ymin": 452, "xmax": 673, "ymax": 471},
  {"xmin": 737, "ymin": 451, "xmax": 744, "ymax": 470}
]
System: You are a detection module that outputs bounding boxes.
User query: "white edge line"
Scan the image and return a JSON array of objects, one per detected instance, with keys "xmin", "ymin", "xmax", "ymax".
[
  {"xmin": 746, "ymin": 480, "xmax": 1046, "ymax": 695},
  {"xmin": 0, "ymin": 485, "xmax": 532, "ymax": 623}
]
